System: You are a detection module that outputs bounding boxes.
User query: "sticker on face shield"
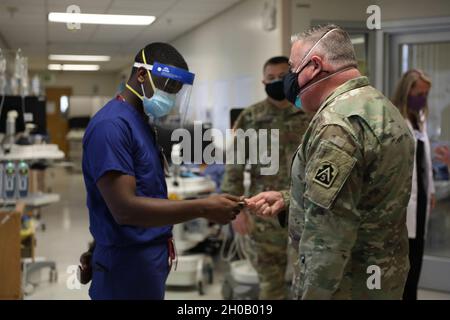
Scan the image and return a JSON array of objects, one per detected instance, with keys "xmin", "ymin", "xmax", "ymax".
[{"xmin": 152, "ymin": 62, "xmax": 195, "ymax": 85}]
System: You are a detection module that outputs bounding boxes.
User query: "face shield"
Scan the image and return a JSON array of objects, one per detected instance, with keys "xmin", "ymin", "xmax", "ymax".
[{"xmin": 133, "ymin": 54, "xmax": 195, "ymax": 126}]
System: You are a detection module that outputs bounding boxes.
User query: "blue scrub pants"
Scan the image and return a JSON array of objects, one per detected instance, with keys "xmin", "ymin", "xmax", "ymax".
[{"xmin": 89, "ymin": 242, "xmax": 170, "ymax": 300}]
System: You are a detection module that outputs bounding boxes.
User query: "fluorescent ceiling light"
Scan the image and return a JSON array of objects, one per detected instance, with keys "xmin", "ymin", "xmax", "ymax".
[
  {"xmin": 351, "ymin": 37, "xmax": 365, "ymax": 45},
  {"xmin": 48, "ymin": 12, "xmax": 155, "ymax": 26},
  {"xmin": 49, "ymin": 54, "xmax": 111, "ymax": 62},
  {"xmin": 48, "ymin": 64, "xmax": 100, "ymax": 71}
]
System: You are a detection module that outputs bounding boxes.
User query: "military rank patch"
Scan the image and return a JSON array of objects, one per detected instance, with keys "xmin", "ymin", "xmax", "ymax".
[{"xmin": 313, "ymin": 162, "xmax": 338, "ymax": 188}]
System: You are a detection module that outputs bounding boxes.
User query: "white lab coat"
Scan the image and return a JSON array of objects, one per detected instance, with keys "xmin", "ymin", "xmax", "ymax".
[{"xmin": 406, "ymin": 118, "xmax": 435, "ymax": 239}]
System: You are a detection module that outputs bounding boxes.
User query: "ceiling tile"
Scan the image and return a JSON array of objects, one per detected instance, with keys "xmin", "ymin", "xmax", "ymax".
[
  {"xmin": 46, "ymin": 0, "xmax": 113, "ymax": 12},
  {"xmin": 89, "ymin": 25, "xmax": 148, "ymax": 44},
  {"xmin": 48, "ymin": 25, "xmax": 98, "ymax": 45},
  {"xmin": 108, "ymin": 0, "xmax": 176, "ymax": 15}
]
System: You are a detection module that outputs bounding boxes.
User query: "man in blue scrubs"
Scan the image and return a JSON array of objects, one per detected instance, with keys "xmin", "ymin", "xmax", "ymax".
[{"xmin": 82, "ymin": 43, "xmax": 240, "ymax": 300}]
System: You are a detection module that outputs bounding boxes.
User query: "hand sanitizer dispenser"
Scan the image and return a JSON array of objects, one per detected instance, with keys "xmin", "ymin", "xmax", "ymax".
[
  {"xmin": 17, "ymin": 161, "xmax": 29, "ymax": 198},
  {"xmin": 4, "ymin": 161, "xmax": 16, "ymax": 199}
]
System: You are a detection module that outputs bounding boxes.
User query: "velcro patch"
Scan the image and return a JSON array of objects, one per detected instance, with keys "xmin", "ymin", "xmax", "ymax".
[
  {"xmin": 313, "ymin": 162, "xmax": 338, "ymax": 188},
  {"xmin": 304, "ymin": 140, "xmax": 357, "ymax": 209}
]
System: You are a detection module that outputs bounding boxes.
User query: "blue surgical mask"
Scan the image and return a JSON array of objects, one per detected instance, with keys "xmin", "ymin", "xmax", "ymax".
[
  {"xmin": 294, "ymin": 96, "xmax": 302, "ymax": 109},
  {"xmin": 141, "ymin": 83, "xmax": 176, "ymax": 118}
]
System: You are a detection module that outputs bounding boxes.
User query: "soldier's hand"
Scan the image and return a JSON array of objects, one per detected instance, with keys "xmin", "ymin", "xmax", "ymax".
[
  {"xmin": 245, "ymin": 191, "xmax": 285, "ymax": 217},
  {"xmin": 201, "ymin": 194, "xmax": 241, "ymax": 225},
  {"xmin": 232, "ymin": 210, "xmax": 252, "ymax": 235}
]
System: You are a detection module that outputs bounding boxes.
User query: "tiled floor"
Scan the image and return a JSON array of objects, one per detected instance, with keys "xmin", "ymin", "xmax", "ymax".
[{"xmin": 23, "ymin": 168, "xmax": 450, "ymax": 300}]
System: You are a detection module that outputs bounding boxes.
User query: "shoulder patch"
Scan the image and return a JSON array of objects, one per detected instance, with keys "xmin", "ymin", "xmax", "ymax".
[
  {"xmin": 313, "ymin": 161, "xmax": 338, "ymax": 188},
  {"xmin": 304, "ymin": 140, "xmax": 357, "ymax": 209}
]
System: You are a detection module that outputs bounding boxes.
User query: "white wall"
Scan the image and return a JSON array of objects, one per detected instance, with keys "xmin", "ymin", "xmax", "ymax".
[
  {"xmin": 171, "ymin": 0, "xmax": 285, "ymax": 132},
  {"xmin": 42, "ymin": 71, "xmax": 119, "ymax": 97},
  {"xmin": 379, "ymin": 0, "xmax": 450, "ymax": 21},
  {"xmin": 69, "ymin": 96, "xmax": 112, "ymax": 118}
]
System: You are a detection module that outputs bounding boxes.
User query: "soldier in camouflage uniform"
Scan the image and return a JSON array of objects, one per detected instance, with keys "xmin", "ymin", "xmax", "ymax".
[
  {"xmin": 221, "ymin": 56, "xmax": 311, "ymax": 300},
  {"xmin": 246, "ymin": 25, "xmax": 414, "ymax": 300}
]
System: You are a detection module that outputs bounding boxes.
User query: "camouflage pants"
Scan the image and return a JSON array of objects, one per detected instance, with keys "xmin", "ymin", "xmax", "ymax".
[{"xmin": 247, "ymin": 215, "xmax": 289, "ymax": 300}]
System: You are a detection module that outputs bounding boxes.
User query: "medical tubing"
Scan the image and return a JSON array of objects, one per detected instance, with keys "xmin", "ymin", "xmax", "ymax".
[{"xmin": 220, "ymin": 225, "xmax": 253, "ymax": 262}]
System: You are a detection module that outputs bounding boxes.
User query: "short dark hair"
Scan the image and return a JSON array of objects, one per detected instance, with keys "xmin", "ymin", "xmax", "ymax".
[
  {"xmin": 263, "ymin": 56, "xmax": 289, "ymax": 73},
  {"xmin": 130, "ymin": 42, "xmax": 188, "ymax": 90}
]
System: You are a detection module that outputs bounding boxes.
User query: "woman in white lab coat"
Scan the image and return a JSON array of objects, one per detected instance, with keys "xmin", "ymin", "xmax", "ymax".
[{"xmin": 392, "ymin": 69, "xmax": 436, "ymax": 300}]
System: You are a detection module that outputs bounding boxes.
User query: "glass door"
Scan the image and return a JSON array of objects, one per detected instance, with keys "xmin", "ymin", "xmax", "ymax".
[{"xmin": 390, "ymin": 30, "xmax": 450, "ymax": 292}]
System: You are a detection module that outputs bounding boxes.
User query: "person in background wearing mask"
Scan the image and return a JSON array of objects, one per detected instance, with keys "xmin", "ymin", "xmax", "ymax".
[
  {"xmin": 82, "ymin": 43, "xmax": 241, "ymax": 300},
  {"xmin": 245, "ymin": 25, "xmax": 415, "ymax": 299},
  {"xmin": 221, "ymin": 56, "xmax": 311, "ymax": 299},
  {"xmin": 392, "ymin": 69, "xmax": 436, "ymax": 300}
]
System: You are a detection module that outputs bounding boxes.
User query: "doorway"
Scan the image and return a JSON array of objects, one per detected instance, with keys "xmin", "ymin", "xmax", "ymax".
[
  {"xmin": 389, "ymin": 29, "xmax": 450, "ymax": 293},
  {"xmin": 45, "ymin": 87, "xmax": 72, "ymax": 157}
]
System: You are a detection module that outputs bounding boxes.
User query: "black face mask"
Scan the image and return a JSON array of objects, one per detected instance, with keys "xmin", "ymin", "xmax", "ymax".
[
  {"xmin": 283, "ymin": 61, "xmax": 312, "ymax": 106},
  {"xmin": 265, "ymin": 80, "xmax": 285, "ymax": 101},
  {"xmin": 283, "ymin": 72, "xmax": 300, "ymax": 105},
  {"xmin": 284, "ymin": 61, "xmax": 356, "ymax": 107}
]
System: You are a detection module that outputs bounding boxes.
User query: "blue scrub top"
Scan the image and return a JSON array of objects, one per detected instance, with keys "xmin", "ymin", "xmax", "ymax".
[{"xmin": 82, "ymin": 98, "xmax": 172, "ymax": 247}]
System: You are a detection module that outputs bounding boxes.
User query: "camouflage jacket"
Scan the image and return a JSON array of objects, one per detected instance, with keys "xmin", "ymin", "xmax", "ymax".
[
  {"xmin": 289, "ymin": 76, "xmax": 414, "ymax": 300},
  {"xmin": 221, "ymin": 99, "xmax": 311, "ymax": 197}
]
